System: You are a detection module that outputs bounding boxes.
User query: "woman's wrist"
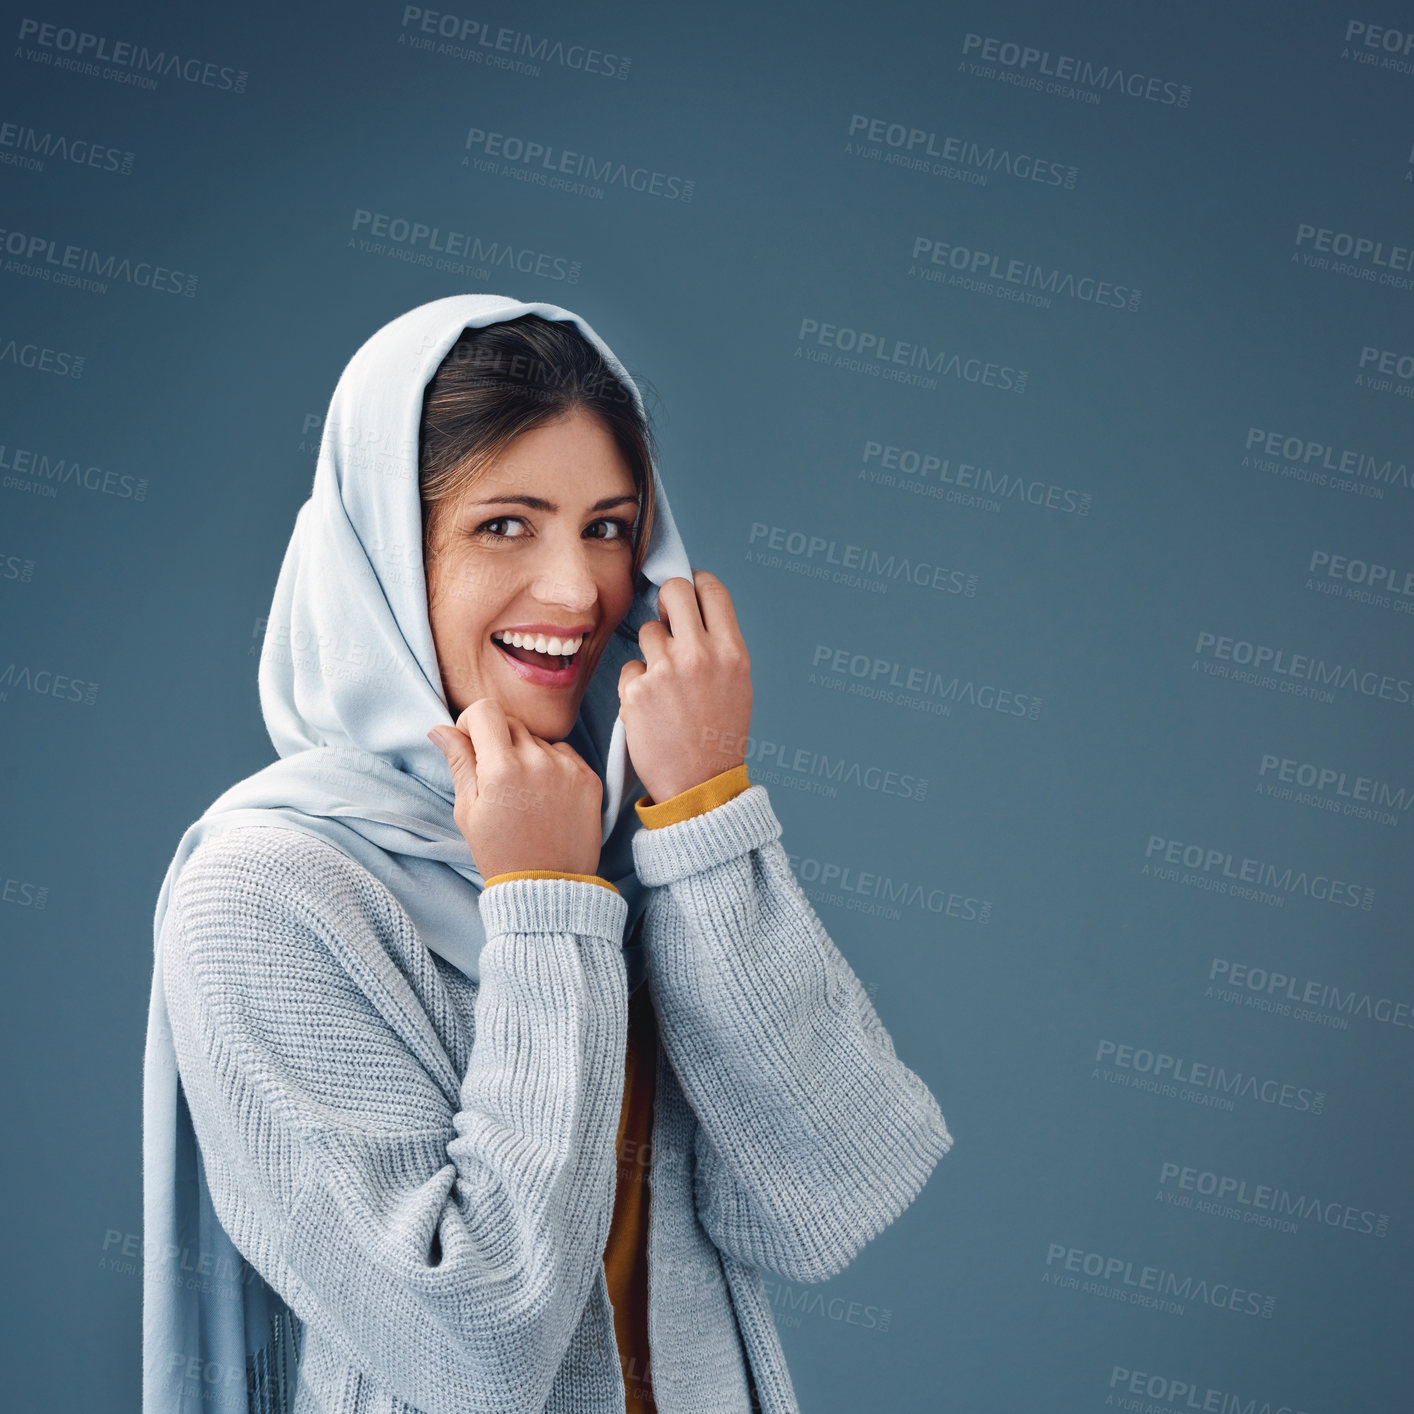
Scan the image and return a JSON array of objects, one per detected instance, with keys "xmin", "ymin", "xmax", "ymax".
[
  {"xmin": 634, "ymin": 762, "xmax": 751, "ymax": 829},
  {"xmin": 482, "ymin": 870, "xmax": 621, "ymax": 895}
]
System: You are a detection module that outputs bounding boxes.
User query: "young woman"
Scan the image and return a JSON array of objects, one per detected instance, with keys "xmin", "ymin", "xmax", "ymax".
[{"xmin": 142, "ymin": 295, "xmax": 953, "ymax": 1414}]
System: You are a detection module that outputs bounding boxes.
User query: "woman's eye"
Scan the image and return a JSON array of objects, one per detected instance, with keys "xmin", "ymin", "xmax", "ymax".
[
  {"xmin": 476, "ymin": 516, "xmax": 528, "ymax": 539},
  {"xmin": 473, "ymin": 516, "xmax": 634, "ymax": 542},
  {"xmin": 589, "ymin": 517, "xmax": 636, "ymax": 541}
]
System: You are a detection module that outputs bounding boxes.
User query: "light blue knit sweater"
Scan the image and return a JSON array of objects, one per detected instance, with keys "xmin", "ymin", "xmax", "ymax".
[{"xmin": 161, "ymin": 781, "xmax": 952, "ymax": 1414}]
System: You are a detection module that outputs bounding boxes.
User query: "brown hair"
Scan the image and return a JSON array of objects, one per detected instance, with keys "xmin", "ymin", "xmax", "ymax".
[{"xmin": 418, "ymin": 314, "xmax": 658, "ymax": 641}]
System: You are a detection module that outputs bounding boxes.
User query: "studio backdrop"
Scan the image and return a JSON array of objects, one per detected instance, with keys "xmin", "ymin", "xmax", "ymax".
[{"xmin": 2, "ymin": 1, "xmax": 1410, "ymax": 1410}]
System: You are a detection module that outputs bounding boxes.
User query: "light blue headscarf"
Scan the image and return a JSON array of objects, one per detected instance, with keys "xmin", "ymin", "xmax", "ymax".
[{"xmin": 141, "ymin": 294, "xmax": 692, "ymax": 1412}]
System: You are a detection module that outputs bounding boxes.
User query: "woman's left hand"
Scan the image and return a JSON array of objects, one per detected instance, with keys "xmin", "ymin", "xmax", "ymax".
[{"xmin": 618, "ymin": 570, "xmax": 753, "ymax": 805}]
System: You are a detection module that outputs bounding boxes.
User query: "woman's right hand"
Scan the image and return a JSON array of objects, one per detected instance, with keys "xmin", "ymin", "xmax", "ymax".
[{"xmin": 428, "ymin": 700, "xmax": 605, "ymax": 880}]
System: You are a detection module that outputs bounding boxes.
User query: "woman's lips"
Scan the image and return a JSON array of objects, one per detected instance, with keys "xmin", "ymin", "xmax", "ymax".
[{"xmin": 491, "ymin": 635, "xmax": 581, "ymax": 688}]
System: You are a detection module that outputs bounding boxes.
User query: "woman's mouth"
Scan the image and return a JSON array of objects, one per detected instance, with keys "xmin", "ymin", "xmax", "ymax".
[{"xmin": 490, "ymin": 629, "xmax": 584, "ymax": 688}]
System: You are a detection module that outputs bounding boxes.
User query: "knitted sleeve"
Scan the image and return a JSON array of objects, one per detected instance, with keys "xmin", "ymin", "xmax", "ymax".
[
  {"xmin": 161, "ymin": 826, "xmax": 629, "ymax": 1414},
  {"xmin": 630, "ymin": 785, "xmax": 953, "ymax": 1285}
]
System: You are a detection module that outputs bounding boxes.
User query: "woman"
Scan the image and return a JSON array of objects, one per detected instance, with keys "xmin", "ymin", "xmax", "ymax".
[{"xmin": 142, "ymin": 294, "xmax": 953, "ymax": 1414}]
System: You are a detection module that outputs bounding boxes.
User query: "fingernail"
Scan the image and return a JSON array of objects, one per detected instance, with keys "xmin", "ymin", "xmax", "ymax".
[{"xmin": 427, "ymin": 728, "xmax": 446, "ymax": 752}]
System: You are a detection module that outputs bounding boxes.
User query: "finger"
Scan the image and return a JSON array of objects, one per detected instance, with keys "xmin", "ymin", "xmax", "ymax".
[
  {"xmin": 690, "ymin": 568, "xmax": 743, "ymax": 642},
  {"xmin": 459, "ymin": 697, "xmax": 512, "ymax": 766},
  {"xmin": 653, "ymin": 576, "xmax": 706, "ymax": 644},
  {"xmin": 636, "ymin": 618, "xmax": 671, "ymax": 666},
  {"xmin": 431, "ymin": 724, "xmax": 479, "ymax": 797},
  {"xmin": 521, "ymin": 722, "xmax": 567, "ymax": 762},
  {"xmin": 618, "ymin": 657, "xmax": 648, "ymax": 700},
  {"xmin": 547, "ymin": 740, "xmax": 594, "ymax": 779},
  {"xmin": 510, "ymin": 716, "xmax": 555, "ymax": 769}
]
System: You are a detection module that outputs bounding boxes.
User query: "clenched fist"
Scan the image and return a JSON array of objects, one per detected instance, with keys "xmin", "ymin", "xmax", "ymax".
[
  {"xmin": 617, "ymin": 570, "xmax": 753, "ymax": 806},
  {"xmin": 428, "ymin": 699, "xmax": 604, "ymax": 879}
]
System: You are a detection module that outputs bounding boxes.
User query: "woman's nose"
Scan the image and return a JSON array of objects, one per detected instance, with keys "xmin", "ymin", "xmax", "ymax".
[{"xmin": 528, "ymin": 546, "xmax": 599, "ymax": 612}]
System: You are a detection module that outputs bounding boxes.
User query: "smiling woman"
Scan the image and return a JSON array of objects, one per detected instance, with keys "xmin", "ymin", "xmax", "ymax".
[
  {"xmin": 418, "ymin": 315, "xmax": 656, "ymax": 736},
  {"xmin": 144, "ymin": 295, "xmax": 951, "ymax": 1414},
  {"xmin": 428, "ymin": 409, "xmax": 636, "ymax": 711},
  {"xmin": 418, "ymin": 318, "xmax": 661, "ymax": 740}
]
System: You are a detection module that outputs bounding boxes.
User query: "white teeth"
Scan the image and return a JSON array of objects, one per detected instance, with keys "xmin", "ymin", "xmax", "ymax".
[{"xmin": 492, "ymin": 629, "xmax": 584, "ymax": 655}]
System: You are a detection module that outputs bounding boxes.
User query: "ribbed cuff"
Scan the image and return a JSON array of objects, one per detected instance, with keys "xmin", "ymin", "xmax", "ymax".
[
  {"xmin": 478, "ymin": 874, "xmax": 629, "ymax": 943},
  {"xmin": 634, "ymin": 762, "xmax": 752, "ymax": 829},
  {"xmin": 631, "ymin": 783, "xmax": 782, "ymax": 889}
]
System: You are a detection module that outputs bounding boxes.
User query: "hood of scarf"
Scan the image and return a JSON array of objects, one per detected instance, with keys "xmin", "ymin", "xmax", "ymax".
[{"xmin": 172, "ymin": 292, "xmax": 692, "ymax": 984}]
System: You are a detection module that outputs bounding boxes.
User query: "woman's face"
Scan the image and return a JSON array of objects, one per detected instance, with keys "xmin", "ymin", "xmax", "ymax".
[{"xmin": 425, "ymin": 405, "xmax": 640, "ymax": 742}]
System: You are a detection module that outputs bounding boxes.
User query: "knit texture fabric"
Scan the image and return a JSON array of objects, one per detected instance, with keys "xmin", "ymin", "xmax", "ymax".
[{"xmin": 160, "ymin": 783, "xmax": 952, "ymax": 1414}]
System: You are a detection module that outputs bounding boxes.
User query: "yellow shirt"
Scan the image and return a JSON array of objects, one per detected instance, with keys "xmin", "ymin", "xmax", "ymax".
[{"xmin": 605, "ymin": 960, "xmax": 658, "ymax": 1411}]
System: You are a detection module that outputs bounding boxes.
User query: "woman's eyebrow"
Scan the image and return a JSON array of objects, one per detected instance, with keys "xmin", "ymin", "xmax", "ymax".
[{"xmin": 468, "ymin": 493, "xmax": 639, "ymax": 512}]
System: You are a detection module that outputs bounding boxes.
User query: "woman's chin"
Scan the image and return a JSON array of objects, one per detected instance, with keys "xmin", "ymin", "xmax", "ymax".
[
  {"xmin": 498, "ymin": 688, "xmax": 580, "ymax": 742},
  {"xmin": 448, "ymin": 652, "xmax": 590, "ymax": 736},
  {"xmin": 445, "ymin": 685, "xmax": 577, "ymax": 740}
]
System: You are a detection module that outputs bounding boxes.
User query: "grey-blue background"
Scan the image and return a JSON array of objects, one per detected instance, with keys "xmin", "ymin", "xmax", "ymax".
[{"xmin": 3, "ymin": 1, "xmax": 1410, "ymax": 1409}]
